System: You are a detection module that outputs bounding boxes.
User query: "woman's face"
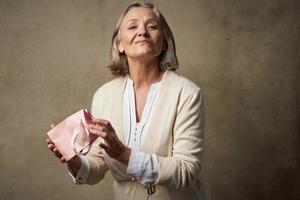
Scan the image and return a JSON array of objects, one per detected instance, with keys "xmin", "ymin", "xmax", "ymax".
[{"xmin": 118, "ymin": 7, "xmax": 164, "ymax": 61}]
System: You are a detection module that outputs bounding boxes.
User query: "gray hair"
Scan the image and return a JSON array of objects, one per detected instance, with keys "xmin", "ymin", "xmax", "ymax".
[{"xmin": 107, "ymin": 2, "xmax": 179, "ymax": 76}]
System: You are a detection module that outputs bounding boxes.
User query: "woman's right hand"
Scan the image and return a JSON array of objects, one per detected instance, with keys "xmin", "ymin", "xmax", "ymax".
[
  {"xmin": 46, "ymin": 123, "xmax": 81, "ymax": 176},
  {"xmin": 46, "ymin": 123, "xmax": 67, "ymax": 163}
]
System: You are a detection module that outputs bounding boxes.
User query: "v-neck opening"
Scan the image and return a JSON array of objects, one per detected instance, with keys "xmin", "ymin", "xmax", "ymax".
[
  {"xmin": 122, "ymin": 70, "xmax": 170, "ymax": 149},
  {"xmin": 127, "ymin": 78, "xmax": 161, "ymax": 124}
]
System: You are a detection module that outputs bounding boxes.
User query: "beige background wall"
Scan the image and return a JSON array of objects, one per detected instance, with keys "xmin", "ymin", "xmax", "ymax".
[{"xmin": 0, "ymin": 0, "xmax": 299, "ymax": 200}]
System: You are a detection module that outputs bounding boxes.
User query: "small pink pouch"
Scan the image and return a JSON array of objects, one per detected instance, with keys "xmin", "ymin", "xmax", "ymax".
[{"xmin": 47, "ymin": 109, "xmax": 98, "ymax": 161}]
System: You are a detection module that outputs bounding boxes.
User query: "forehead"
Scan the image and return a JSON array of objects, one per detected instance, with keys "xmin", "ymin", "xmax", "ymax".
[{"xmin": 124, "ymin": 7, "xmax": 159, "ymax": 22}]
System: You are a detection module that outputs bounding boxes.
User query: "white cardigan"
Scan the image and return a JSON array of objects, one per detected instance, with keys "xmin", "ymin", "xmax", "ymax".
[
  {"xmin": 85, "ymin": 70, "xmax": 207, "ymax": 200},
  {"xmin": 72, "ymin": 77, "xmax": 161, "ymax": 185}
]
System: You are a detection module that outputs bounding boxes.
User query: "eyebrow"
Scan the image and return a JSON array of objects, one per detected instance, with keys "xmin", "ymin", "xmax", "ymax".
[{"xmin": 126, "ymin": 17, "xmax": 159, "ymax": 24}]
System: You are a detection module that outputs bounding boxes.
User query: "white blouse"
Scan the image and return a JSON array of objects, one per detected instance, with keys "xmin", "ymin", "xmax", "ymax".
[{"xmin": 71, "ymin": 78, "xmax": 161, "ymax": 186}]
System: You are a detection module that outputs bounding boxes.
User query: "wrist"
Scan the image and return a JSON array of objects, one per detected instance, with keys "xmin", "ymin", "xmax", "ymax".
[
  {"xmin": 119, "ymin": 147, "xmax": 131, "ymax": 165},
  {"xmin": 67, "ymin": 155, "xmax": 81, "ymax": 176}
]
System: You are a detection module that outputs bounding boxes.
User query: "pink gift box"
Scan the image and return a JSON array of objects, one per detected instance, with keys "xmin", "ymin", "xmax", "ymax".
[{"xmin": 47, "ymin": 109, "xmax": 98, "ymax": 161}]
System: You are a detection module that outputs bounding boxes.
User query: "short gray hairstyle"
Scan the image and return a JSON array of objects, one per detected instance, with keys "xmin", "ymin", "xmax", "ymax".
[{"xmin": 107, "ymin": 2, "xmax": 179, "ymax": 76}]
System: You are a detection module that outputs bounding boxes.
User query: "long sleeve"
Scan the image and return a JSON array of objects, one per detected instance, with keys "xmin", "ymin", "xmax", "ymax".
[
  {"xmin": 66, "ymin": 91, "xmax": 109, "ymax": 186},
  {"xmin": 126, "ymin": 150, "xmax": 159, "ymax": 186},
  {"xmin": 156, "ymin": 89, "xmax": 205, "ymax": 189},
  {"xmin": 81, "ymin": 91, "xmax": 109, "ymax": 185},
  {"xmin": 68, "ymin": 155, "xmax": 90, "ymax": 184}
]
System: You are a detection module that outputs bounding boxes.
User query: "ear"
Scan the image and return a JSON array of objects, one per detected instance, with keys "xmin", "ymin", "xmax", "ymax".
[{"xmin": 118, "ymin": 41, "xmax": 124, "ymax": 53}]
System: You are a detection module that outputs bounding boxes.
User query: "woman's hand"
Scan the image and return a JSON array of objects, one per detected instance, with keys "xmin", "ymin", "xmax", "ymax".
[
  {"xmin": 46, "ymin": 123, "xmax": 67, "ymax": 163},
  {"xmin": 89, "ymin": 119, "xmax": 131, "ymax": 165},
  {"xmin": 46, "ymin": 123, "xmax": 81, "ymax": 176}
]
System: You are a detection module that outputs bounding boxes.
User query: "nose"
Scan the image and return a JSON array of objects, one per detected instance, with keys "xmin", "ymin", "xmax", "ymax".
[{"xmin": 137, "ymin": 25, "xmax": 149, "ymax": 37}]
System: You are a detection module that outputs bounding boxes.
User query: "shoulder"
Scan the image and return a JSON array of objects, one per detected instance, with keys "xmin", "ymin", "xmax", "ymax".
[
  {"xmin": 165, "ymin": 71, "xmax": 204, "ymax": 117},
  {"xmin": 93, "ymin": 76, "xmax": 127, "ymax": 98},
  {"xmin": 166, "ymin": 70, "xmax": 202, "ymax": 97},
  {"xmin": 91, "ymin": 76, "xmax": 127, "ymax": 115}
]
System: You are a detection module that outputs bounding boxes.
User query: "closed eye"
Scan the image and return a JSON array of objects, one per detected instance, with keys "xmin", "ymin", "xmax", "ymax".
[
  {"xmin": 147, "ymin": 25, "xmax": 158, "ymax": 30},
  {"xmin": 128, "ymin": 26, "xmax": 137, "ymax": 30}
]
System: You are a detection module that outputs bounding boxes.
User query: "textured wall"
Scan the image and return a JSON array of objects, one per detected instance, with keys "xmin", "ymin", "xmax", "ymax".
[{"xmin": 0, "ymin": 0, "xmax": 299, "ymax": 200}]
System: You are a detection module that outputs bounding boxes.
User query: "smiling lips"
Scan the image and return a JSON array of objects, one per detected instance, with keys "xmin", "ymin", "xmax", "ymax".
[{"xmin": 135, "ymin": 40, "xmax": 151, "ymax": 44}]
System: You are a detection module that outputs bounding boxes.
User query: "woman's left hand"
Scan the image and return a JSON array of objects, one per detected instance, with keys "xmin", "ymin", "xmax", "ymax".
[{"xmin": 89, "ymin": 118, "xmax": 131, "ymax": 165}]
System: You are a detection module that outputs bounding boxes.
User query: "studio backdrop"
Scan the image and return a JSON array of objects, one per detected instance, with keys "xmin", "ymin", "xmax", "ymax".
[{"xmin": 0, "ymin": 0, "xmax": 299, "ymax": 200}]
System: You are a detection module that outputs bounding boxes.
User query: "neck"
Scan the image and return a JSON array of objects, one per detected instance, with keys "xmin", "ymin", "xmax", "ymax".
[{"xmin": 127, "ymin": 57, "xmax": 164, "ymax": 89}]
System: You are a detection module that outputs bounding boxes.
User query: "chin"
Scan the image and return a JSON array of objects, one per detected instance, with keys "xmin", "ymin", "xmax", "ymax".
[
  {"xmin": 132, "ymin": 50, "xmax": 152, "ymax": 57},
  {"xmin": 127, "ymin": 48, "xmax": 160, "ymax": 60},
  {"xmin": 137, "ymin": 51, "xmax": 158, "ymax": 59}
]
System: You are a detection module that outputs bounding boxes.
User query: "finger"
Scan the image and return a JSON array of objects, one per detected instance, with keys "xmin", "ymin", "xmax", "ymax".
[
  {"xmin": 46, "ymin": 138, "xmax": 54, "ymax": 144},
  {"xmin": 89, "ymin": 129, "xmax": 108, "ymax": 139},
  {"xmin": 88, "ymin": 124, "xmax": 105, "ymax": 131},
  {"xmin": 60, "ymin": 157, "xmax": 66, "ymax": 163},
  {"xmin": 89, "ymin": 123, "xmax": 115, "ymax": 135},
  {"xmin": 92, "ymin": 118, "xmax": 110, "ymax": 127},
  {"xmin": 92, "ymin": 119, "xmax": 115, "ymax": 133},
  {"xmin": 99, "ymin": 142, "xmax": 109, "ymax": 150},
  {"xmin": 50, "ymin": 123, "xmax": 56, "ymax": 129},
  {"xmin": 106, "ymin": 123, "xmax": 115, "ymax": 132},
  {"xmin": 53, "ymin": 147, "xmax": 59, "ymax": 154},
  {"xmin": 48, "ymin": 143, "xmax": 55, "ymax": 151},
  {"xmin": 53, "ymin": 147, "xmax": 63, "ymax": 158},
  {"xmin": 54, "ymin": 151, "xmax": 63, "ymax": 160}
]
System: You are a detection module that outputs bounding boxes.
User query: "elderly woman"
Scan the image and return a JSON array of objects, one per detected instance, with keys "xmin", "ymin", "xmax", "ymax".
[{"xmin": 47, "ymin": 2, "xmax": 206, "ymax": 200}]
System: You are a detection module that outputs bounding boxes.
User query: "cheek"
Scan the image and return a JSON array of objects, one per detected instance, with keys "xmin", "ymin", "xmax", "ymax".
[
  {"xmin": 154, "ymin": 35, "xmax": 164, "ymax": 50},
  {"xmin": 154, "ymin": 31, "xmax": 164, "ymax": 45},
  {"xmin": 121, "ymin": 39, "xmax": 135, "ymax": 52}
]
